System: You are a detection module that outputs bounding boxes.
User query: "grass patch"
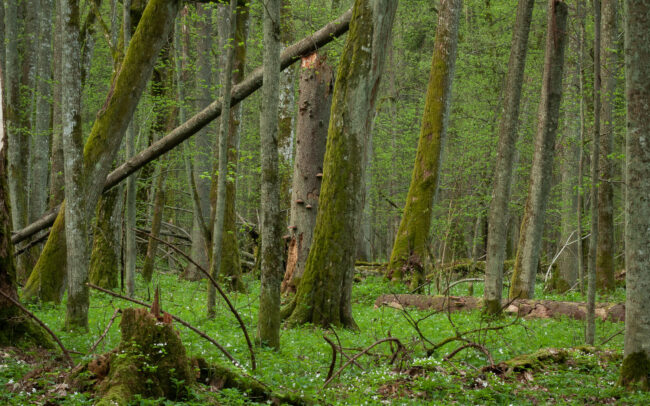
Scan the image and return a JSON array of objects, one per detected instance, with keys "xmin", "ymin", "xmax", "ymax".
[{"xmin": 0, "ymin": 271, "xmax": 646, "ymax": 405}]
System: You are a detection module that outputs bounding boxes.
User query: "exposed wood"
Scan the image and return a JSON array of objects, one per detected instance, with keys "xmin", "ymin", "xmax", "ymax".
[{"xmin": 374, "ymin": 294, "xmax": 625, "ymax": 323}]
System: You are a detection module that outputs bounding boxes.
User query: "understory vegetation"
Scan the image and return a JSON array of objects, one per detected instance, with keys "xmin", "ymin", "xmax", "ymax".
[{"xmin": 1, "ymin": 270, "xmax": 645, "ymax": 405}]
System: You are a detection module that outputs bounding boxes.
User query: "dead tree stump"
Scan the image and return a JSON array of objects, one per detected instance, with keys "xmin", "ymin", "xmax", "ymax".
[{"xmin": 96, "ymin": 308, "xmax": 194, "ymax": 405}]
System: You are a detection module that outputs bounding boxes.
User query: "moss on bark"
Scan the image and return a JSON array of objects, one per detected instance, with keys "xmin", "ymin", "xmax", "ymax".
[
  {"xmin": 96, "ymin": 308, "xmax": 194, "ymax": 405},
  {"xmin": 285, "ymin": 0, "xmax": 397, "ymax": 329},
  {"xmin": 619, "ymin": 351, "xmax": 650, "ymax": 391},
  {"xmin": 89, "ymin": 188, "xmax": 120, "ymax": 290},
  {"xmin": 22, "ymin": 210, "xmax": 67, "ymax": 302},
  {"xmin": 387, "ymin": 0, "xmax": 460, "ymax": 285},
  {"xmin": 22, "ymin": 0, "xmax": 179, "ymax": 303}
]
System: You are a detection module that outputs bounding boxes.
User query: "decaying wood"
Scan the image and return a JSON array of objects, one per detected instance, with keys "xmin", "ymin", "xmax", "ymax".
[
  {"xmin": 134, "ymin": 229, "xmax": 256, "ymax": 370},
  {"xmin": 87, "ymin": 283, "xmax": 241, "ymax": 368},
  {"xmin": 374, "ymin": 294, "xmax": 625, "ymax": 322}
]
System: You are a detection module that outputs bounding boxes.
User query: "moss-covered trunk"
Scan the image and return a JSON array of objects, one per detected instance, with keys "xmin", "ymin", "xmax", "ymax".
[
  {"xmin": 22, "ymin": 0, "xmax": 179, "ymax": 302},
  {"xmin": 620, "ymin": 0, "xmax": 650, "ymax": 391},
  {"xmin": 483, "ymin": 0, "xmax": 534, "ymax": 314},
  {"xmin": 281, "ymin": 53, "xmax": 333, "ymax": 295},
  {"xmin": 284, "ymin": 0, "xmax": 398, "ymax": 329},
  {"xmin": 387, "ymin": 0, "xmax": 461, "ymax": 289},
  {"xmin": 509, "ymin": 1, "xmax": 568, "ymax": 300},
  {"xmin": 89, "ymin": 187, "xmax": 122, "ymax": 289}
]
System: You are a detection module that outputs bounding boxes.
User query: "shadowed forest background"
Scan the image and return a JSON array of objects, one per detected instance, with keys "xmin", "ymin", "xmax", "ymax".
[{"xmin": 0, "ymin": 0, "xmax": 649, "ymax": 404}]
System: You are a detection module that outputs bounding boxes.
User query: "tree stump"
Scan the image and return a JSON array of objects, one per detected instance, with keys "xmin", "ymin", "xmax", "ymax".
[{"xmin": 96, "ymin": 308, "xmax": 194, "ymax": 405}]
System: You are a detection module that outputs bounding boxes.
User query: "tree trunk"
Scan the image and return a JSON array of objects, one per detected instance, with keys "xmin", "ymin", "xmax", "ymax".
[
  {"xmin": 375, "ymin": 294, "xmax": 625, "ymax": 323},
  {"xmin": 29, "ymin": 0, "xmax": 53, "ymax": 226},
  {"xmin": 509, "ymin": 0, "xmax": 568, "ymax": 300},
  {"xmin": 576, "ymin": 0, "xmax": 587, "ymax": 294},
  {"xmin": 185, "ymin": 3, "xmax": 215, "ymax": 281},
  {"xmin": 281, "ymin": 53, "xmax": 333, "ymax": 295},
  {"xmin": 141, "ymin": 31, "xmax": 175, "ymax": 289},
  {"xmin": 0, "ymin": 64, "xmax": 51, "ymax": 347},
  {"xmin": 5, "ymin": 0, "xmax": 32, "ymax": 280},
  {"xmin": 586, "ymin": 0, "xmax": 602, "ymax": 346},
  {"xmin": 285, "ymin": 0, "xmax": 398, "ymax": 329},
  {"xmin": 208, "ymin": 0, "xmax": 238, "ymax": 319},
  {"xmin": 257, "ymin": 0, "xmax": 283, "ymax": 348},
  {"xmin": 22, "ymin": 0, "xmax": 180, "ymax": 302},
  {"xmin": 142, "ymin": 163, "xmax": 167, "ymax": 285},
  {"xmin": 123, "ymin": 0, "xmax": 137, "ymax": 298},
  {"xmin": 50, "ymin": 0, "xmax": 65, "ymax": 209},
  {"xmin": 387, "ymin": 0, "xmax": 460, "ymax": 290},
  {"xmin": 0, "ymin": 1, "xmax": 4, "ymax": 71},
  {"xmin": 61, "ymin": 0, "xmax": 89, "ymax": 330},
  {"xmin": 278, "ymin": 0, "xmax": 296, "ymax": 216},
  {"xmin": 89, "ymin": 185, "xmax": 121, "ymax": 289},
  {"xmin": 10, "ymin": 0, "xmax": 38, "ymax": 238},
  {"xmin": 596, "ymin": 0, "xmax": 616, "ymax": 292},
  {"xmin": 620, "ymin": 0, "xmax": 650, "ymax": 390},
  {"xmin": 483, "ymin": 0, "xmax": 535, "ymax": 313},
  {"xmin": 12, "ymin": 10, "xmax": 354, "ymax": 246},
  {"xmin": 556, "ymin": 112, "xmax": 579, "ymax": 292},
  {"xmin": 217, "ymin": 0, "xmax": 250, "ymax": 292}
]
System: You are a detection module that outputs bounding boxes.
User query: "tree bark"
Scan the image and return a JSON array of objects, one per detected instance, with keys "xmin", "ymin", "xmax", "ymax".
[
  {"xmin": 387, "ymin": 0, "xmax": 461, "ymax": 290},
  {"xmin": 61, "ymin": 0, "xmax": 89, "ymax": 330},
  {"xmin": 12, "ymin": 9, "xmax": 354, "ymax": 246},
  {"xmin": 375, "ymin": 294, "xmax": 625, "ymax": 323},
  {"xmin": 278, "ymin": 0, "xmax": 296, "ymax": 216},
  {"xmin": 185, "ymin": 3, "xmax": 215, "ymax": 281},
  {"xmin": 50, "ymin": 0, "xmax": 65, "ymax": 209},
  {"xmin": 22, "ymin": 0, "xmax": 180, "ymax": 302},
  {"xmin": 29, "ymin": 0, "xmax": 54, "ymax": 226},
  {"xmin": 483, "ymin": 0, "xmax": 535, "ymax": 313},
  {"xmin": 257, "ymin": 0, "xmax": 283, "ymax": 349},
  {"xmin": 620, "ymin": 0, "xmax": 650, "ymax": 390},
  {"xmin": 586, "ymin": 0, "xmax": 602, "ymax": 346},
  {"xmin": 509, "ymin": 0, "xmax": 568, "ymax": 300},
  {"xmin": 0, "ymin": 63, "xmax": 51, "ymax": 347},
  {"xmin": 281, "ymin": 53, "xmax": 333, "ymax": 295},
  {"xmin": 216, "ymin": 0, "xmax": 250, "ymax": 292},
  {"xmin": 285, "ymin": 0, "xmax": 398, "ymax": 329},
  {"xmin": 596, "ymin": 0, "xmax": 617, "ymax": 292},
  {"xmin": 0, "ymin": 1, "xmax": 4, "ymax": 71},
  {"xmin": 123, "ymin": 0, "xmax": 137, "ymax": 298},
  {"xmin": 89, "ymin": 185, "xmax": 121, "ymax": 289},
  {"xmin": 208, "ymin": 0, "xmax": 238, "ymax": 319},
  {"xmin": 556, "ymin": 109, "xmax": 579, "ymax": 291},
  {"xmin": 9, "ymin": 0, "xmax": 38, "ymax": 259}
]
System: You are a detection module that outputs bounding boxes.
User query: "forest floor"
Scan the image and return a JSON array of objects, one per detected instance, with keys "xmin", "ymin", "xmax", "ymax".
[{"xmin": 1, "ymin": 269, "xmax": 648, "ymax": 405}]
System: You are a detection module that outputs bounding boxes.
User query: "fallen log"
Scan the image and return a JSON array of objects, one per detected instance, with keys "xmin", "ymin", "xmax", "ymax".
[
  {"xmin": 374, "ymin": 294, "xmax": 625, "ymax": 323},
  {"xmin": 11, "ymin": 9, "xmax": 353, "ymax": 245}
]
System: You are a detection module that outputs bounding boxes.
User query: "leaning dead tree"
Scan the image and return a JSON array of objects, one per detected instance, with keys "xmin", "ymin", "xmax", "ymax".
[{"xmin": 12, "ymin": 8, "xmax": 354, "ymax": 246}]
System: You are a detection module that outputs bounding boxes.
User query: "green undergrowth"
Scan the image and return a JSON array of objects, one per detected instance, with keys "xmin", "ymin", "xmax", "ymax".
[{"xmin": 0, "ymin": 271, "xmax": 646, "ymax": 405}]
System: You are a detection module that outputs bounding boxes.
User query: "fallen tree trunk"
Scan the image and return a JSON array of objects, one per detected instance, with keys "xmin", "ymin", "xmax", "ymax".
[
  {"xmin": 374, "ymin": 294, "xmax": 625, "ymax": 322},
  {"xmin": 11, "ymin": 9, "xmax": 353, "ymax": 245}
]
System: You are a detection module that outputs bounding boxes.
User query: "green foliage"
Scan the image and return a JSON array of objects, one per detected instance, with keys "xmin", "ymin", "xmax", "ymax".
[{"xmin": 2, "ymin": 273, "xmax": 647, "ymax": 404}]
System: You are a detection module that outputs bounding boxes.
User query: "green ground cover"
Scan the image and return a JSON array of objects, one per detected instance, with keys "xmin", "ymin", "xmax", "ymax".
[{"xmin": 0, "ymin": 271, "xmax": 645, "ymax": 405}]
